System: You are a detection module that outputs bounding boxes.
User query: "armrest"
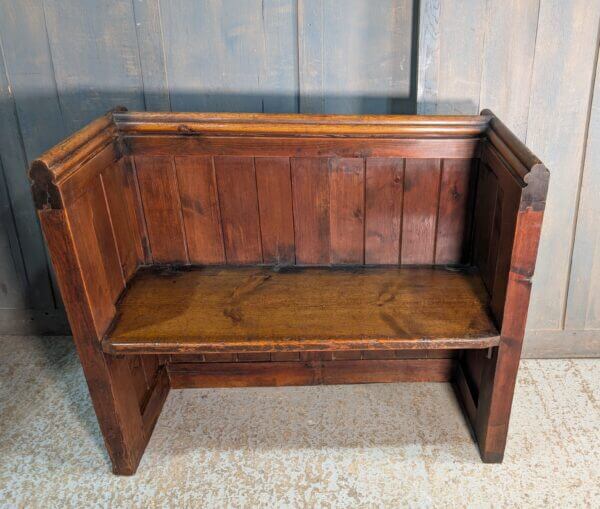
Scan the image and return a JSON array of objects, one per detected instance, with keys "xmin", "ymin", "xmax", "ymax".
[
  {"xmin": 474, "ymin": 109, "xmax": 550, "ymax": 335},
  {"xmin": 30, "ymin": 108, "xmax": 146, "ymax": 339}
]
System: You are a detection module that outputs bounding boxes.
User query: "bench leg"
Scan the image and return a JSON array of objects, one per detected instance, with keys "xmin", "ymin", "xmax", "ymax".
[
  {"xmin": 455, "ymin": 341, "xmax": 521, "ymax": 463},
  {"xmin": 75, "ymin": 342, "xmax": 170, "ymax": 475}
]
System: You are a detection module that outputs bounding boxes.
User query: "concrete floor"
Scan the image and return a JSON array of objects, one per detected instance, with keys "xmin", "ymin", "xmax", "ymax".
[{"xmin": 0, "ymin": 336, "xmax": 598, "ymax": 508}]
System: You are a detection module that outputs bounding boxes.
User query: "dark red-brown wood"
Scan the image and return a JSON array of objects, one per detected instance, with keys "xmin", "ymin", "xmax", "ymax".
[{"xmin": 30, "ymin": 109, "xmax": 548, "ymax": 473}]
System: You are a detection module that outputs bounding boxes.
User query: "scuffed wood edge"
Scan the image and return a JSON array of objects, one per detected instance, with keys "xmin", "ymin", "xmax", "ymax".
[
  {"xmin": 113, "ymin": 111, "xmax": 491, "ymax": 138},
  {"xmin": 29, "ymin": 107, "xmax": 126, "ymax": 210},
  {"xmin": 481, "ymin": 108, "xmax": 543, "ymax": 177}
]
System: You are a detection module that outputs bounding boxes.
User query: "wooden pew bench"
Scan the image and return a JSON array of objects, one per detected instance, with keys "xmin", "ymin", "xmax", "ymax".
[{"xmin": 30, "ymin": 109, "xmax": 549, "ymax": 474}]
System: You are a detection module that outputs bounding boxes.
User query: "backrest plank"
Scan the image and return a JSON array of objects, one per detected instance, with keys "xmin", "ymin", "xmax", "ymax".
[
  {"xmin": 135, "ymin": 155, "xmax": 188, "ymax": 264},
  {"xmin": 174, "ymin": 156, "xmax": 225, "ymax": 264},
  {"xmin": 364, "ymin": 158, "xmax": 404, "ymax": 264},
  {"xmin": 254, "ymin": 157, "xmax": 295, "ymax": 265},
  {"xmin": 214, "ymin": 156, "xmax": 263, "ymax": 264}
]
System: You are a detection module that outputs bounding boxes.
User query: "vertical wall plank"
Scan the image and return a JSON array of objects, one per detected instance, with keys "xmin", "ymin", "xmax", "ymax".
[
  {"xmin": 43, "ymin": 0, "xmax": 145, "ymax": 131},
  {"xmin": 291, "ymin": 158, "xmax": 330, "ymax": 264},
  {"xmin": 160, "ymin": 0, "xmax": 297, "ymax": 112},
  {"xmin": 566, "ymin": 55, "xmax": 600, "ymax": 330},
  {"xmin": 401, "ymin": 159, "xmax": 441, "ymax": 264},
  {"xmin": 416, "ymin": 0, "xmax": 441, "ymax": 114},
  {"xmin": 417, "ymin": 0, "xmax": 487, "ymax": 114},
  {"xmin": 525, "ymin": 0, "xmax": 600, "ymax": 330},
  {"xmin": 365, "ymin": 158, "xmax": 404, "ymax": 264},
  {"xmin": 175, "ymin": 156, "xmax": 225, "ymax": 264},
  {"xmin": 0, "ymin": 31, "xmax": 55, "ymax": 310},
  {"xmin": 329, "ymin": 158, "xmax": 365, "ymax": 264},
  {"xmin": 255, "ymin": 157, "xmax": 295, "ymax": 265},
  {"xmin": 135, "ymin": 156, "xmax": 188, "ymax": 264},
  {"xmin": 298, "ymin": 0, "xmax": 415, "ymax": 113},
  {"xmin": 435, "ymin": 159, "xmax": 474, "ymax": 264},
  {"xmin": 0, "ymin": 159, "xmax": 27, "ymax": 309},
  {"xmin": 132, "ymin": 0, "xmax": 171, "ymax": 111},
  {"xmin": 479, "ymin": 0, "xmax": 540, "ymax": 139},
  {"xmin": 214, "ymin": 156, "xmax": 262, "ymax": 264},
  {"xmin": 0, "ymin": 0, "xmax": 68, "ymax": 161}
]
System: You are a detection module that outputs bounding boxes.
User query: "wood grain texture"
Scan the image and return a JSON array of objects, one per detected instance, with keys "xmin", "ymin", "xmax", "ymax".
[
  {"xmin": 66, "ymin": 178, "xmax": 123, "ymax": 336},
  {"xmin": 101, "ymin": 160, "xmax": 144, "ymax": 280},
  {"xmin": 126, "ymin": 136, "xmax": 481, "ymax": 159},
  {"xmin": 525, "ymin": 0, "xmax": 600, "ymax": 330},
  {"xmin": 131, "ymin": 0, "xmax": 171, "ymax": 111},
  {"xmin": 435, "ymin": 159, "xmax": 474, "ymax": 264},
  {"xmin": 255, "ymin": 157, "xmax": 295, "ymax": 265},
  {"xmin": 42, "ymin": 0, "xmax": 145, "ymax": 132},
  {"xmin": 168, "ymin": 358, "xmax": 455, "ymax": 388},
  {"xmin": 298, "ymin": 0, "xmax": 414, "ymax": 114},
  {"xmin": 566, "ymin": 54, "xmax": 600, "ymax": 330},
  {"xmin": 365, "ymin": 158, "xmax": 404, "ymax": 264},
  {"xmin": 401, "ymin": 158, "xmax": 441, "ymax": 264},
  {"xmin": 103, "ymin": 266, "xmax": 499, "ymax": 354},
  {"xmin": 135, "ymin": 156, "xmax": 188, "ymax": 264},
  {"xmin": 478, "ymin": 0, "xmax": 540, "ymax": 139},
  {"xmin": 174, "ymin": 156, "xmax": 225, "ymax": 264},
  {"xmin": 329, "ymin": 158, "xmax": 365, "ymax": 264},
  {"xmin": 214, "ymin": 156, "xmax": 262, "ymax": 264},
  {"xmin": 418, "ymin": 0, "xmax": 487, "ymax": 114},
  {"xmin": 160, "ymin": 0, "xmax": 297, "ymax": 113},
  {"xmin": 38, "ymin": 209, "xmax": 165, "ymax": 476},
  {"xmin": 291, "ymin": 158, "xmax": 330, "ymax": 264},
  {"xmin": 472, "ymin": 162, "xmax": 499, "ymax": 293},
  {"xmin": 0, "ymin": 23, "xmax": 56, "ymax": 310}
]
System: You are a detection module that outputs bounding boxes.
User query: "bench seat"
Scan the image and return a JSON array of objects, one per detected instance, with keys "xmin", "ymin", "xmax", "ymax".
[{"xmin": 102, "ymin": 266, "xmax": 499, "ymax": 355}]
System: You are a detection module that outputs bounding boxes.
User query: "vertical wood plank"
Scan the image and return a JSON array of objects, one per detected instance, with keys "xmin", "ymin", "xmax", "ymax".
[
  {"xmin": 43, "ymin": 0, "xmax": 145, "ymax": 131},
  {"xmin": 291, "ymin": 158, "xmax": 330, "ymax": 264},
  {"xmin": 490, "ymin": 190, "xmax": 521, "ymax": 324},
  {"xmin": 416, "ymin": 0, "xmax": 441, "ymax": 114},
  {"xmin": 401, "ymin": 159, "xmax": 441, "ymax": 264},
  {"xmin": 0, "ymin": 27, "xmax": 55, "ymax": 309},
  {"xmin": 141, "ymin": 356, "xmax": 160, "ymax": 387},
  {"xmin": 0, "ymin": 0, "xmax": 68, "ymax": 161},
  {"xmin": 132, "ymin": 0, "xmax": 171, "ymax": 111},
  {"xmin": 478, "ymin": 0, "xmax": 540, "ymax": 139},
  {"xmin": 102, "ymin": 161, "xmax": 145, "ymax": 281},
  {"xmin": 255, "ymin": 157, "xmax": 295, "ymax": 265},
  {"xmin": 135, "ymin": 156, "xmax": 188, "ymax": 264},
  {"xmin": 472, "ymin": 163, "xmax": 499, "ymax": 293},
  {"xmin": 85, "ymin": 179, "xmax": 125, "ymax": 302},
  {"xmin": 566, "ymin": 54, "xmax": 600, "ymax": 330},
  {"xmin": 0, "ymin": 157, "xmax": 27, "ymax": 308},
  {"xmin": 160, "ymin": 0, "xmax": 297, "ymax": 112},
  {"xmin": 417, "ymin": 0, "xmax": 487, "ymax": 114},
  {"xmin": 329, "ymin": 158, "xmax": 365, "ymax": 264},
  {"xmin": 174, "ymin": 156, "xmax": 225, "ymax": 264},
  {"xmin": 435, "ymin": 159, "xmax": 474, "ymax": 264},
  {"xmin": 365, "ymin": 158, "xmax": 404, "ymax": 264},
  {"xmin": 214, "ymin": 156, "xmax": 262, "ymax": 264},
  {"xmin": 526, "ymin": 0, "xmax": 600, "ymax": 330},
  {"xmin": 128, "ymin": 356, "xmax": 151, "ymax": 409},
  {"xmin": 66, "ymin": 180, "xmax": 122, "ymax": 335},
  {"xmin": 298, "ymin": 0, "xmax": 415, "ymax": 113}
]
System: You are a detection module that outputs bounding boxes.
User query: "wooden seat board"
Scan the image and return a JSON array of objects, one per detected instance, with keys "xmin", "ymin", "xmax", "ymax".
[{"xmin": 103, "ymin": 266, "xmax": 499, "ymax": 354}]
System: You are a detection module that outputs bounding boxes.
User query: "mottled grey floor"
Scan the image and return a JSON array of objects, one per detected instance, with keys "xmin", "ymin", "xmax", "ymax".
[{"xmin": 0, "ymin": 336, "xmax": 598, "ymax": 508}]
